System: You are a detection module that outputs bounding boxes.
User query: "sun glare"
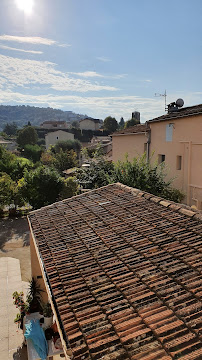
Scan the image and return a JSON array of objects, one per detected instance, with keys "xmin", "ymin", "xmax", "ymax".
[{"xmin": 16, "ymin": 0, "xmax": 33, "ymax": 15}]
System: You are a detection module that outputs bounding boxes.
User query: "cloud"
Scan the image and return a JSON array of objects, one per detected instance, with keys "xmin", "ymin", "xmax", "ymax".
[
  {"xmin": 0, "ymin": 44, "xmax": 43, "ymax": 54},
  {"xmin": 0, "ymin": 35, "xmax": 71, "ymax": 47},
  {"xmin": 96, "ymin": 56, "xmax": 111, "ymax": 62},
  {"xmin": 70, "ymin": 71, "xmax": 127, "ymax": 80},
  {"xmin": 70, "ymin": 71, "xmax": 105, "ymax": 78},
  {"xmin": 0, "ymin": 54, "xmax": 118, "ymax": 93},
  {"xmin": 1, "ymin": 90, "xmax": 200, "ymax": 123},
  {"xmin": 0, "ymin": 90, "xmax": 166, "ymax": 122}
]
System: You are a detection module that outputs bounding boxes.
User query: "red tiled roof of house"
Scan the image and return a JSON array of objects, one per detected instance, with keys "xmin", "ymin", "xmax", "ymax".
[
  {"xmin": 149, "ymin": 103, "xmax": 202, "ymax": 123},
  {"xmin": 28, "ymin": 183, "xmax": 202, "ymax": 360},
  {"xmin": 112, "ymin": 123, "xmax": 148, "ymax": 136}
]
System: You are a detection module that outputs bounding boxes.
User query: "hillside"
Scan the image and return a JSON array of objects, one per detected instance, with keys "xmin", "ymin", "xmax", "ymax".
[{"xmin": 0, "ymin": 105, "xmax": 87, "ymax": 130}]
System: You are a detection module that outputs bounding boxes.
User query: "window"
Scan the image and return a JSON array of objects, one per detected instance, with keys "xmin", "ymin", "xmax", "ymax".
[
  {"xmin": 166, "ymin": 123, "xmax": 174, "ymax": 142},
  {"xmin": 56, "ymin": 136, "xmax": 58, "ymax": 140},
  {"xmin": 144, "ymin": 143, "xmax": 147, "ymax": 153},
  {"xmin": 176, "ymin": 155, "xmax": 182, "ymax": 170},
  {"xmin": 158, "ymin": 154, "xmax": 165, "ymax": 164}
]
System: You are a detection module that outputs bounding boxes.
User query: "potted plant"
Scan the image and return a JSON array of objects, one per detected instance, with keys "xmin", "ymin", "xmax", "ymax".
[
  {"xmin": 13, "ymin": 277, "xmax": 44, "ymax": 329},
  {"xmin": 42, "ymin": 302, "xmax": 53, "ymax": 329},
  {"xmin": 13, "ymin": 291, "xmax": 30, "ymax": 329},
  {"xmin": 27, "ymin": 277, "xmax": 44, "ymax": 313}
]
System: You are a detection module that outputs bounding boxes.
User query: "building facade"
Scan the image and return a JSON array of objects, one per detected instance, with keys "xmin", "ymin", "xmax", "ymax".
[
  {"xmin": 112, "ymin": 104, "xmax": 202, "ymax": 208},
  {"xmin": 45, "ymin": 130, "xmax": 74, "ymax": 150},
  {"xmin": 79, "ymin": 118, "xmax": 101, "ymax": 131}
]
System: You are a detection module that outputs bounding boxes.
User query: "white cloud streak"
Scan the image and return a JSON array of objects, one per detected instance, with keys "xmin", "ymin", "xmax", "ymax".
[
  {"xmin": 96, "ymin": 56, "xmax": 111, "ymax": 62},
  {"xmin": 0, "ymin": 35, "xmax": 71, "ymax": 47},
  {"xmin": 0, "ymin": 54, "xmax": 118, "ymax": 93},
  {"xmin": 0, "ymin": 44, "xmax": 43, "ymax": 54},
  {"xmin": 69, "ymin": 71, "xmax": 127, "ymax": 79}
]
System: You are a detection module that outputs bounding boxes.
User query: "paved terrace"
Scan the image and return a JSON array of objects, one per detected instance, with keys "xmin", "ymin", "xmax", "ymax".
[{"xmin": 28, "ymin": 183, "xmax": 202, "ymax": 360}]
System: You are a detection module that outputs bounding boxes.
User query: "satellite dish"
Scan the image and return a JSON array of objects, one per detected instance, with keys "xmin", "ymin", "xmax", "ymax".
[{"xmin": 176, "ymin": 98, "xmax": 184, "ymax": 107}]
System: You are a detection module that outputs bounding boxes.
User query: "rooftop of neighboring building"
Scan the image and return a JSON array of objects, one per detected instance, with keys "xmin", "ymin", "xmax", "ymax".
[
  {"xmin": 28, "ymin": 183, "xmax": 202, "ymax": 360},
  {"xmin": 149, "ymin": 103, "xmax": 202, "ymax": 123},
  {"xmin": 112, "ymin": 123, "xmax": 148, "ymax": 136},
  {"xmin": 79, "ymin": 117, "xmax": 101, "ymax": 123}
]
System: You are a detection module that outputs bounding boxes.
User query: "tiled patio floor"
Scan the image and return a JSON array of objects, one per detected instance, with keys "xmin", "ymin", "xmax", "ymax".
[{"xmin": 0, "ymin": 257, "xmax": 28, "ymax": 360}]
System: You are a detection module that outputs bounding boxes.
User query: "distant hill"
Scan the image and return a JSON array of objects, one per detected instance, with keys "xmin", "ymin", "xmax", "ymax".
[{"xmin": 0, "ymin": 105, "xmax": 87, "ymax": 130}]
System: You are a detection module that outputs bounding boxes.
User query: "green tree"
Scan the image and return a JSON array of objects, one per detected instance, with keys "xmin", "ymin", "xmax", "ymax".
[
  {"xmin": 24, "ymin": 144, "xmax": 43, "ymax": 163},
  {"xmin": 51, "ymin": 139, "xmax": 81, "ymax": 155},
  {"xmin": 119, "ymin": 117, "xmax": 125, "ymax": 129},
  {"xmin": 3, "ymin": 122, "xmax": 18, "ymax": 136},
  {"xmin": 0, "ymin": 173, "xmax": 25, "ymax": 212},
  {"xmin": 110, "ymin": 154, "xmax": 184, "ymax": 203},
  {"xmin": 17, "ymin": 126, "xmax": 38, "ymax": 148},
  {"xmin": 59, "ymin": 177, "xmax": 79, "ymax": 199},
  {"xmin": 124, "ymin": 118, "xmax": 140, "ymax": 128},
  {"xmin": 76, "ymin": 158, "xmax": 114, "ymax": 189},
  {"xmin": 0, "ymin": 173, "xmax": 15, "ymax": 207},
  {"xmin": 53, "ymin": 149, "xmax": 78, "ymax": 174},
  {"xmin": 19, "ymin": 166, "xmax": 64, "ymax": 209},
  {"xmin": 103, "ymin": 116, "xmax": 118, "ymax": 133}
]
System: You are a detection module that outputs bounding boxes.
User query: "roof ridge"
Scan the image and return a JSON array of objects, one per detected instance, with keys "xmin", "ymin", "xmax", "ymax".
[{"xmin": 116, "ymin": 182, "xmax": 202, "ymax": 222}]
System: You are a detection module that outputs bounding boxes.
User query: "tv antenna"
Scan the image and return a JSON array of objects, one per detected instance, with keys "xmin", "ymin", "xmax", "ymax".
[{"xmin": 155, "ymin": 90, "xmax": 167, "ymax": 112}]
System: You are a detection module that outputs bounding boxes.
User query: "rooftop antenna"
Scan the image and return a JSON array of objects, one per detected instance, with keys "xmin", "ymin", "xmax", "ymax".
[{"xmin": 155, "ymin": 90, "xmax": 167, "ymax": 112}]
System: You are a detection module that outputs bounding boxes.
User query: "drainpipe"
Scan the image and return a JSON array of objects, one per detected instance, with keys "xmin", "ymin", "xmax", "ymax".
[
  {"xmin": 187, "ymin": 141, "xmax": 192, "ymax": 205},
  {"xmin": 146, "ymin": 123, "xmax": 151, "ymax": 163}
]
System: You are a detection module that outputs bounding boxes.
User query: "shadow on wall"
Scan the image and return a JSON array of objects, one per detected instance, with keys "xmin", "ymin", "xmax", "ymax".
[{"xmin": 0, "ymin": 218, "xmax": 30, "ymax": 251}]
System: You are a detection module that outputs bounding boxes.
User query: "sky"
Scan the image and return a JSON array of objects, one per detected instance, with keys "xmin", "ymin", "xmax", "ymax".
[{"xmin": 0, "ymin": 0, "xmax": 201, "ymax": 123}]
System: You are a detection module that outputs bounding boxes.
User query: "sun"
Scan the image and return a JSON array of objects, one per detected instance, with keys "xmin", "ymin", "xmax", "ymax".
[{"xmin": 16, "ymin": 0, "xmax": 34, "ymax": 15}]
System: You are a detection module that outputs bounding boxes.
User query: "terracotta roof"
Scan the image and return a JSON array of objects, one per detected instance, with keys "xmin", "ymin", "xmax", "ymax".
[
  {"xmin": 149, "ymin": 104, "xmax": 202, "ymax": 123},
  {"xmin": 41, "ymin": 120, "xmax": 67, "ymax": 125},
  {"xmin": 112, "ymin": 124, "xmax": 148, "ymax": 136},
  {"xmin": 80, "ymin": 118, "xmax": 100, "ymax": 123},
  {"xmin": 28, "ymin": 183, "xmax": 202, "ymax": 360}
]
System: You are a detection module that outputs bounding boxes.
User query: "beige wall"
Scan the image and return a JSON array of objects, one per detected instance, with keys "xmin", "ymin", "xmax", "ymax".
[
  {"xmin": 30, "ymin": 233, "xmax": 48, "ymax": 302},
  {"xmin": 149, "ymin": 115, "xmax": 202, "ymax": 207},
  {"xmin": 112, "ymin": 133, "xmax": 147, "ymax": 162},
  {"xmin": 45, "ymin": 130, "xmax": 74, "ymax": 150},
  {"xmin": 80, "ymin": 119, "xmax": 99, "ymax": 131}
]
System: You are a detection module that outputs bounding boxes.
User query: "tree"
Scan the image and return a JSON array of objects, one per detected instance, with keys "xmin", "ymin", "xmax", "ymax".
[
  {"xmin": 24, "ymin": 144, "xmax": 43, "ymax": 163},
  {"xmin": 119, "ymin": 117, "xmax": 125, "ymax": 129},
  {"xmin": 59, "ymin": 177, "xmax": 79, "ymax": 199},
  {"xmin": 19, "ymin": 166, "xmax": 64, "ymax": 209},
  {"xmin": 103, "ymin": 116, "xmax": 118, "ymax": 133},
  {"xmin": 76, "ymin": 158, "xmax": 114, "ymax": 189},
  {"xmin": 124, "ymin": 118, "xmax": 140, "ymax": 128},
  {"xmin": 3, "ymin": 122, "xmax": 18, "ymax": 136},
  {"xmin": 0, "ymin": 145, "xmax": 33, "ymax": 181},
  {"xmin": 71, "ymin": 121, "xmax": 80, "ymax": 129},
  {"xmin": 17, "ymin": 126, "xmax": 38, "ymax": 148},
  {"xmin": 51, "ymin": 139, "xmax": 81, "ymax": 155},
  {"xmin": 110, "ymin": 154, "xmax": 184, "ymax": 203},
  {"xmin": 0, "ymin": 173, "xmax": 15, "ymax": 207},
  {"xmin": 53, "ymin": 149, "xmax": 78, "ymax": 174}
]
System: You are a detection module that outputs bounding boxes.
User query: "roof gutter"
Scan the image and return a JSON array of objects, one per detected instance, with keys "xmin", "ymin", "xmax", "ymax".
[
  {"xmin": 27, "ymin": 217, "xmax": 72, "ymax": 360},
  {"xmin": 112, "ymin": 131, "xmax": 147, "ymax": 136}
]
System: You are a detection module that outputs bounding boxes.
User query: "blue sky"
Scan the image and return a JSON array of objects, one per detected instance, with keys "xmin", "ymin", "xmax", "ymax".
[{"xmin": 0, "ymin": 0, "xmax": 201, "ymax": 122}]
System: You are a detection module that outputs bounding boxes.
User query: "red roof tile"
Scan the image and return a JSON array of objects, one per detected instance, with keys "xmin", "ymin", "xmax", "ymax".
[
  {"xmin": 28, "ymin": 183, "xmax": 202, "ymax": 360},
  {"xmin": 112, "ymin": 124, "xmax": 148, "ymax": 136},
  {"xmin": 148, "ymin": 104, "xmax": 202, "ymax": 123}
]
